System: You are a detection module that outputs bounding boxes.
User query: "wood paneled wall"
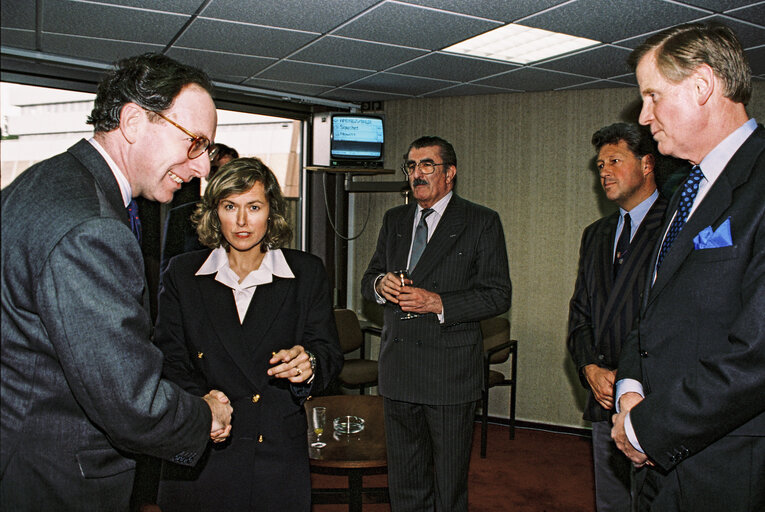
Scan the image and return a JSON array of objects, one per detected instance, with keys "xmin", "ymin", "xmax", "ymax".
[{"xmin": 348, "ymin": 83, "xmax": 764, "ymax": 427}]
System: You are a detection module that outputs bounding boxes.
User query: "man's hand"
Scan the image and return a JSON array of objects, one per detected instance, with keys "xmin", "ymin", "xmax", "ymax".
[
  {"xmin": 398, "ymin": 286, "xmax": 443, "ymax": 315},
  {"xmin": 583, "ymin": 364, "xmax": 616, "ymax": 410},
  {"xmin": 267, "ymin": 345, "xmax": 312, "ymax": 383},
  {"xmin": 203, "ymin": 389, "xmax": 232, "ymax": 443},
  {"xmin": 618, "ymin": 391, "xmax": 643, "ymax": 413},
  {"xmin": 375, "ymin": 272, "xmax": 409, "ymax": 303},
  {"xmin": 612, "ymin": 410, "xmax": 650, "ymax": 467}
]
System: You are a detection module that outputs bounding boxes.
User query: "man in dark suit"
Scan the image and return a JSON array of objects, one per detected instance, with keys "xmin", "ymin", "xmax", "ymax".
[
  {"xmin": 362, "ymin": 136, "xmax": 512, "ymax": 511},
  {"xmin": 568, "ymin": 123, "xmax": 667, "ymax": 511},
  {"xmin": 1, "ymin": 53, "xmax": 233, "ymax": 511},
  {"xmin": 612, "ymin": 23, "xmax": 765, "ymax": 511}
]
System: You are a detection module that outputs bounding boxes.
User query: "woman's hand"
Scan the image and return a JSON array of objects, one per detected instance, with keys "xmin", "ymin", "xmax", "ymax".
[{"xmin": 267, "ymin": 345, "xmax": 312, "ymax": 383}]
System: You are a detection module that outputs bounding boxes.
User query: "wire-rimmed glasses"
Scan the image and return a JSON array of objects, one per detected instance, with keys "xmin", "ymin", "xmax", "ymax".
[
  {"xmin": 401, "ymin": 160, "xmax": 447, "ymax": 176},
  {"xmin": 152, "ymin": 111, "xmax": 217, "ymax": 160}
]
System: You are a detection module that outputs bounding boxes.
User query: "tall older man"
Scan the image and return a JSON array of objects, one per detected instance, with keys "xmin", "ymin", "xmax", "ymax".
[
  {"xmin": 612, "ymin": 23, "xmax": 765, "ymax": 511},
  {"xmin": 568, "ymin": 123, "xmax": 667, "ymax": 511},
  {"xmin": 362, "ymin": 136, "xmax": 511, "ymax": 511},
  {"xmin": 1, "ymin": 54, "xmax": 233, "ymax": 511}
]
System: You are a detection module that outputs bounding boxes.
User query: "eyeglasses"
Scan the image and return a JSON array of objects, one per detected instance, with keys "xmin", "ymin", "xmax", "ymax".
[
  {"xmin": 401, "ymin": 160, "xmax": 447, "ymax": 176},
  {"xmin": 153, "ymin": 111, "xmax": 214, "ymax": 160}
]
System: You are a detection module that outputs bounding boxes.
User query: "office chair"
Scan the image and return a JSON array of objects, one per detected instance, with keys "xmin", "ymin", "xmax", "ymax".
[
  {"xmin": 479, "ymin": 316, "xmax": 518, "ymax": 458},
  {"xmin": 333, "ymin": 308, "xmax": 379, "ymax": 394}
]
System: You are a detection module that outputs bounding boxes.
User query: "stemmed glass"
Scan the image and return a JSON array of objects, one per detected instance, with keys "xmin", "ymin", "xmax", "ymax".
[
  {"xmin": 311, "ymin": 406, "xmax": 327, "ymax": 448},
  {"xmin": 392, "ymin": 269, "xmax": 419, "ymax": 320}
]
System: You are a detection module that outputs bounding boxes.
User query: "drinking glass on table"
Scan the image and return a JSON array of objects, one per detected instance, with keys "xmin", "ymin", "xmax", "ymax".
[
  {"xmin": 311, "ymin": 406, "xmax": 327, "ymax": 448},
  {"xmin": 392, "ymin": 269, "xmax": 419, "ymax": 320}
]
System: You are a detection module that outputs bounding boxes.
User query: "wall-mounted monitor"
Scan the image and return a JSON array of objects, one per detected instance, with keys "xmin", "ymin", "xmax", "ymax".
[{"xmin": 313, "ymin": 113, "xmax": 384, "ymax": 168}]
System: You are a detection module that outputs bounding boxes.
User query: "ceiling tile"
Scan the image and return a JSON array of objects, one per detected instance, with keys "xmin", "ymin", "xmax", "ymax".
[
  {"xmin": 724, "ymin": 2, "xmax": 765, "ymax": 25},
  {"xmin": 348, "ymin": 72, "xmax": 459, "ymax": 96},
  {"xmin": 165, "ymin": 47, "xmax": 276, "ymax": 80},
  {"xmin": 1, "ymin": 1, "xmax": 35, "ymax": 30},
  {"xmin": 746, "ymin": 46, "xmax": 765, "ymax": 76},
  {"xmin": 241, "ymin": 78, "xmax": 335, "ymax": 97},
  {"xmin": 389, "ymin": 52, "xmax": 519, "ymax": 81},
  {"xmin": 41, "ymin": 34, "xmax": 164, "ymax": 64},
  {"xmin": 475, "ymin": 67, "xmax": 594, "ymax": 91},
  {"xmin": 678, "ymin": 0, "xmax": 759, "ymax": 12},
  {"xmin": 175, "ymin": 18, "xmax": 318, "ymax": 58},
  {"xmin": 290, "ymin": 36, "xmax": 427, "ymax": 70},
  {"xmin": 617, "ymin": 15, "xmax": 765, "ymax": 49},
  {"xmin": 522, "ymin": 0, "xmax": 708, "ymax": 44},
  {"xmin": 319, "ymin": 87, "xmax": 411, "ymax": 102},
  {"xmin": 558, "ymin": 79, "xmax": 635, "ymax": 91},
  {"xmin": 535, "ymin": 45, "xmax": 633, "ymax": 79},
  {"xmin": 201, "ymin": 0, "xmax": 379, "ymax": 32},
  {"xmin": 257, "ymin": 61, "xmax": 372, "ymax": 87},
  {"xmin": 422, "ymin": 83, "xmax": 518, "ymax": 97},
  {"xmin": 43, "ymin": 1, "xmax": 188, "ymax": 45},
  {"xmin": 333, "ymin": 2, "xmax": 501, "ymax": 50},
  {"xmin": 398, "ymin": 0, "xmax": 569, "ymax": 22},
  {"xmin": 85, "ymin": 0, "xmax": 202, "ymax": 14}
]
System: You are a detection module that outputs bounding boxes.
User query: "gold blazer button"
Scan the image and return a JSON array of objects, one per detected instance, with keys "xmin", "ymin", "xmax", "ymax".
[
  {"xmin": 252, "ymin": 394, "xmax": 261, "ymax": 403},
  {"xmin": 197, "ymin": 352, "xmax": 203, "ymax": 359},
  {"xmin": 258, "ymin": 434, "xmax": 263, "ymax": 443}
]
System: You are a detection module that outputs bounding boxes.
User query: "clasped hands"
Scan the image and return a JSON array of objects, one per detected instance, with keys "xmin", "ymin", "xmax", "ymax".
[
  {"xmin": 376, "ymin": 272, "xmax": 443, "ymax": 315},
  {"xmin": 611, "ymin": 391, "xmax": 652, "ymax": 468},
  {"xmin": 203, "ymin": 390, "xmax": 232, "ymax": 443}
]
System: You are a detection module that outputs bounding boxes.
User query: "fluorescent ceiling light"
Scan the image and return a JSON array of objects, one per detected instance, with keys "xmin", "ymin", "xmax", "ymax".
[{"xmin": 443, "ymin": 24, "xmax": 600, "ymax": 65}]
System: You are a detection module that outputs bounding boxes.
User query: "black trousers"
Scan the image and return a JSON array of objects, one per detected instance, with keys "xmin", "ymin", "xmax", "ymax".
[{"xmin": 383, "ymin": 398, "xmax": 477, "ymax": 512}]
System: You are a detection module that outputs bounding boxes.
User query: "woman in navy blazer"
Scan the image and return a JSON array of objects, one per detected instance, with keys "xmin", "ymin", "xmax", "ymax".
[{"xmin": 154, "ymin": 158, "xmax": 343, "ymax": 511}]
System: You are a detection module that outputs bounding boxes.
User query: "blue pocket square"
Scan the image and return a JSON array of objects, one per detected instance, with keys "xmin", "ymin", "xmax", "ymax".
[{"xmin": 693, "ymin": 217, "xmax": 732, "ymax": 250}]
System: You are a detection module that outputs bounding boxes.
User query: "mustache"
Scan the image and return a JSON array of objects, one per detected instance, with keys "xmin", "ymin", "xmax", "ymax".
[{"xmin": 412, "ymin": 178, "xmax": 428, "ymax": 186}]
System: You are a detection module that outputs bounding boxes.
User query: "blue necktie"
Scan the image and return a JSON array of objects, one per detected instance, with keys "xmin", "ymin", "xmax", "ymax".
[
  {"xmin": 656, "ymin": 165, "xmax": 703, "ymax": 270},
  {"xmin": 127, "ymin": 199, "xmax": 142, "ymax": 244},
  {"xmin": 408, "ymin": 208, "xmax": 434, "ymax": 272}
]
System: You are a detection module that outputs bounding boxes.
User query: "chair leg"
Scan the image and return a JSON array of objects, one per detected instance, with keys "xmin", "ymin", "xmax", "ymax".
[
  {"xmin": 509, "ymin": 343, "xmax": 518, "ymax": 440},
  {"xmin": 480, "ymin": 389, "xmax": 489, "ymax": 458}
]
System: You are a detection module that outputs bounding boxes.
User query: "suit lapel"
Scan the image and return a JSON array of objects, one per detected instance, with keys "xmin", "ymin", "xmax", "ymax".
[
  {"xmin": 393, "ymin": 205, "xmax": 417, "ymax": 271},
  {"xmin": 410, "ymin": 196, "xmax": 466, "ymax": 282},
  {"xmin": 241, "ymin": 276, "xmax": 293, "ymax": 357},
  {"xmin": 650, "ymin": 128, "xmax": 764, "ymax": 302}
]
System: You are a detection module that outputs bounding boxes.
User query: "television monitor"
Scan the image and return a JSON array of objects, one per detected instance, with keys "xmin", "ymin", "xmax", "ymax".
[{"xmin": 313, "ymin": 113, "xmax": 384, "ymax": 168}]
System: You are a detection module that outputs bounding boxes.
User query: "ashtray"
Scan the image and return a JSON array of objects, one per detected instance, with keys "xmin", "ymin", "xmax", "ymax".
[{"xmin": 333, "ymin": 415, "xmax": 365, "ymax": 434}]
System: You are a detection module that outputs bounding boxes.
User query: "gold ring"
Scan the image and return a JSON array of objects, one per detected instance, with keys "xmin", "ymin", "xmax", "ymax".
[{"xmin": 295, "ymin": 367, "xmax": 302, "ymax": 375}]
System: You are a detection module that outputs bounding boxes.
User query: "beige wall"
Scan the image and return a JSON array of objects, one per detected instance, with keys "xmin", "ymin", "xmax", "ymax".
[{"xmin": 348, "ymin": 82, "xmax": 765, "ymax": 428}]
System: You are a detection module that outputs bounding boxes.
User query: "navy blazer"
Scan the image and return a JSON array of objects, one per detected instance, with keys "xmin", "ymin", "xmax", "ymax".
[
  {"xmin": 361, "ymin": 194, "xmax": 512, "ymax": 405},
  {"xmin": 568, "ymin": 196, "xmax": 668, "ymax": 422},
  {"xmin": 619, "ymin": 127, "xmax": 765, "ymax": 473}
]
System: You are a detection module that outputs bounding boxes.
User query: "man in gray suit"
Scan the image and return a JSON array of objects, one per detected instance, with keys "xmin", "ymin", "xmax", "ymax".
[
  {"xmin": 568, "ymin": 123, "xmax": 667, "ymax": 511},
  {"xmin": 362, "ymin": 136, "xmax": 511, "ymax": 511},
  {"xmin": 1, "ymin": 53, "xmax": 233, "ymax": 511}
]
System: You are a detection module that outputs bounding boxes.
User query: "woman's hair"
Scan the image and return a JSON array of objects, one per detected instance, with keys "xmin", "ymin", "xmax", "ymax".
[{"xmin": 193, "ymin": 157, "xmax": 292, "ymax": 252}]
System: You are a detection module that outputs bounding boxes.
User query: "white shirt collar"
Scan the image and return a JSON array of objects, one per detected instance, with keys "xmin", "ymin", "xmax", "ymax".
[
  {"xmin": 698, "ymin": 118, "xmax": 757, "ymax": 182},
  {"xmin": 196, "ymin": 247, "xmax": 294, "ymax": 286},
  {"xmin": 88, "ymin": 137, "xmax": 132, "ymax": 207},
  {"xmin": 418, "ymin": 190, "xmax": 453, "ymax": 218}
]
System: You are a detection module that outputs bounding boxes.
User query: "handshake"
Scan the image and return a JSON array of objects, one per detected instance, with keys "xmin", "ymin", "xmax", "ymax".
[{"xmin": 203, "ymin": 390, "xmax": 234, "ymax": 443}]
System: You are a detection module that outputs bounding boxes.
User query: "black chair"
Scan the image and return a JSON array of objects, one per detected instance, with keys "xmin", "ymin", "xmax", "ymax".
[
  {"xmin": 333, "ymin": 309, "xmax": 379, "ymax": 394},
  {"xmin": 479, "ymin": 316, "xmax": 518, "ymax": 458}
]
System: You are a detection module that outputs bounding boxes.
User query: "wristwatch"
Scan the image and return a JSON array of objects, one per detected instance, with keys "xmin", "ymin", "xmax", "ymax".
[{"xmin": 306, "ymin": 350, "xmax": 317, "ymax": 372}]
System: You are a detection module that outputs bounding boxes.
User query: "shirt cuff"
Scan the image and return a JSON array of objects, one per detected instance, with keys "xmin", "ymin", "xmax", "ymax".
[
  {"xmin": 615, "ymin": 378, "xmax": 644, "ymax": 412},
  {"xmin": 373, "ymin": 274, "xmax": 386, "ymax": 304},
  {"xmin": 624, "ymin": 411, "xmax": 645, "ymax": 454}
]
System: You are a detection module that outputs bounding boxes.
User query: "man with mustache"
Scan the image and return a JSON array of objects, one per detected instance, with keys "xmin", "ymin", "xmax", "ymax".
[
  {"xmin": 362, "ymin": 136, "xmax": 511, "ymax": 511},
  {"xmin": 568, "ymin": 122, "xmax": 667, "ymax": 511}
]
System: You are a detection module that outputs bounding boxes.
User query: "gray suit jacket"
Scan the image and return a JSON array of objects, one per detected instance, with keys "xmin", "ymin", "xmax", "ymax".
[
  {"xmin": 361, "ymin": 194, "xmax": 512, "ymax": 405},
  {"xmin": 1, "ymin": 140, "xmax": 211, "ymax": 511},
  {"xmin": 618, "ymin": 127, "xmax": 765, "ymax": 502}
]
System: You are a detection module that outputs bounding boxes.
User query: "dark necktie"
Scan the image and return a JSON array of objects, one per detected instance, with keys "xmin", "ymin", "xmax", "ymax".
[
  {"xmin": 656, "ymin": 165, "xmax": 704, "ymax": 270},
  {"xmin": 408, "ymin": 208, "xmax": 434, "ymax": 272},
  {"xmin": 613, "ymin": 213, "xmax": 631, "ymax": 277},
  {"xmin": 126, "ymin": 199, "xmax": 142, "ymax": 244}
]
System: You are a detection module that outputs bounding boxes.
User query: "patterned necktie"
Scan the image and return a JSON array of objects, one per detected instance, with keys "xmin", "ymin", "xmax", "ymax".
[
  {"xmin": 613, "ymin": 213, "xmax": 631, "ymax": 277},
  {"xmin": 408, "ymin": 208, "xmax": 434, "ymax": 272},
  {"xmin": 126, "ymin": 199, "xmax": 142, "ymax": 244},
  {"xmin": 656, "ymin": 165, "xmax": 704, "ymax": 270}
]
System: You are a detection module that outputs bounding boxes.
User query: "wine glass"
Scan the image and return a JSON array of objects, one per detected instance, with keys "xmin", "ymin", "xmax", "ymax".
[
  {"xmin": 311, "ymin": 406, "xmax": 326, "ymax": 448},
  {"xmin": 392, "ymin": 269, "xmax": 419, "ymax": 320}
]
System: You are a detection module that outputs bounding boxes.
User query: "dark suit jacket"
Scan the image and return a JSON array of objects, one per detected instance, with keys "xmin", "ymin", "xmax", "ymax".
[
  {"xmin": 568, "ymin": 196, "xmax": 668, "ymax": 422},
  {"xmin": 619, "ymin": 127, "xmax": 765, "ymax": 482},
  {"xmin": 361, "ymin": 194, "xmax": 512, "ymax": 405},
  {"xmin": 0, "ymin": 140, "xmax": 211, "ymax": 511},
  {"xmin": 160, "ymin": 201, "xmax": 205, "ymax": 275},
  {"xmin": 154, "ymin": 248, "xmax": 343, "ymax": 511}
]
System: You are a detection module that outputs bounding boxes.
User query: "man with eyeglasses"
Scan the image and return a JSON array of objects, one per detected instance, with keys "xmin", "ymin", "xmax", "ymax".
[
  {"xmin": 1, "ymin": 53, "xmax": 233, "ymax": 511},
  {"xmin": 362, "ymin": 136, "xmax": 512, "ymax": 512}
]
